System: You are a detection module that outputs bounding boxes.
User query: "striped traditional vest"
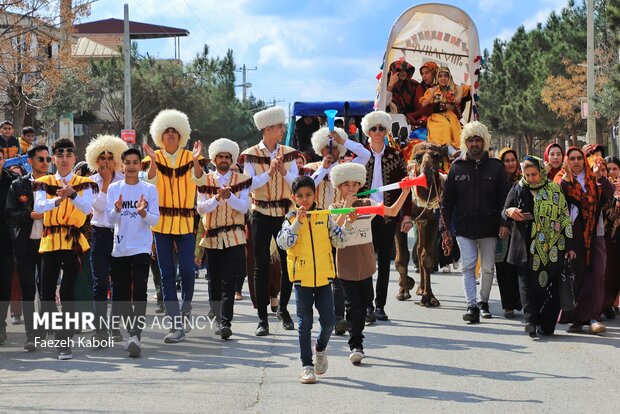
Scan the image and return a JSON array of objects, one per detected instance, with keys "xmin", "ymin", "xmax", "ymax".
[
  {"xmin": 143, "ymin": 149, "xmax": 203, "ymax": 235},
  {"xmin": 197, "ymin": 172, "xmax": 252, "ymax": 249},
  {"xmin": 34, "ymin": 174, "xmax": 98, "ymax": 253},
  {"xmin": 240, "ymin": 144, "xmax": 298, "ymax": 217}
]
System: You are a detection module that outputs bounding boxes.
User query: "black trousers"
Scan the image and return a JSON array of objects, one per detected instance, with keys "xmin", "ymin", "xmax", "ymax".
[
  {"xmin": 342, "ymin": 277, "xmax": 374, "ymax": 350},
  {"xmin": 331, "ymin": 246, "xmax": 344, "ymax": 319},
  {"xmin": 40, "ymin": 250, "xmax": 81, "ymax": 343},
  {"xmin": 518, "ymin": 266, "xmax": 560, "ymax": 334},
  {"xmin": 14, "ymin": 239, "xmax": 42, "ymax": 338},
  {"xmin": 0, "ymin": 250, "xmax": 14, "ymax": 331},
  {"xmin": 110, "ymin": 253, "xmax": 150, "ymax": 339},
  {"xmin": 371, "ymin": 216, "xmax": 397, "ymax": 309},
  {"xmin": 496, "ymin": 260, "xmax": 522, "ymax": 311},
  {"xmin": 206, "ymin": 244, "xmax": 245, "ymax": 327},
  {"xmin": 90, "ymin": 226, "xmax": 115, "ymax": 333},
  {"xmin": 251, "ymin": 212, "xmax": 290, "ymax": 320}
]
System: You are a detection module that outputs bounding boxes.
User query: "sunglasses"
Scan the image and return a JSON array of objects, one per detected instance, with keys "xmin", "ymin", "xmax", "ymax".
[
  {"xmin": 35, "ymin": 156, "xmax": 52, "ymax": 163},
  {"xmin": 54, "ymin": 148, "xmax": 75, "ymax": 156},
  {"xmin": 369, "ymin": 126, "xmax": 386, "ymax": 133}
]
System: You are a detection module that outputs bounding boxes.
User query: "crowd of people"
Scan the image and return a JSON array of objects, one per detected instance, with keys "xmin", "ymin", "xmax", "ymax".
[{"xmin": 0, "ymin": 89, "xmax": 618, "ymax": 384}]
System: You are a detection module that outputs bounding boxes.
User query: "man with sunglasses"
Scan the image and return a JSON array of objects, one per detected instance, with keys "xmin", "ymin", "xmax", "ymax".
[
  {"xmin": 85, "ymin": 135, "xmax": 128, "ymax": 343},
  {"xmin": 34, "ymin": 139, "xmax": 98, "ymax": 359},
  {"xmin": 5, "ymin": 145, "xmax": 50, "ymax": 350},
  {"xmin": 442, "ymin": 122, "xmax": 511, "ymax": 324},
  {"xmin": 359, "ymin": 111, "xmax": 412, "ymax": 323}
]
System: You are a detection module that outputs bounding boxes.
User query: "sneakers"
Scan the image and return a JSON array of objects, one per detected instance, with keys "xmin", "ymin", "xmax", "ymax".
[
  {"xmin": 365, "ymin": 308, "xmax": 377, "ymax": 326},
  {"xmin": 313, "ymin": 345, "xmax": 328, "ymax": 375},
  {"xmin": 277, "ymin": 309, "xmax": 295, "ymax": 330},
  {"xmin": 349, "ymin": 349, "xmax": 365, "ymax": 365},
  {"xmin": 588, "ymin": 320, "xmax": 606, "ymax": 334},
  {"xmin": 220, "ymin": 326, "xmax": 232, "ymax": 340},
  {"xmin": 479, "ymin": 302, "xmax": 492, "ymax": 319},
  {"xmin": 24, "ymin": 336, "xmax": 36, "ymax": 352},
  {"xmin": 375, "ymin": 307, "xmax": 388, "ymax": 321},
  {"xmin": 57, "ymin": 347, "xmax": 73, "ymax": 360},
  {"xmin": 182, "ymin": 312, "xmax": 192, "ymax": 334},
  {"xmin": 125, "ymin": 336, "xmax": 142, "ymax": 357},
  {"xmin": 300, "ymin": 366, "xmax": 316, "ymax": 384},
  {"xmin": 255, "ymin": 321, "xmax": 269, "ymax": 336},
  {"xmin": 164, "ymin": 329, "xmax": 186, "ymax": 343},
  {"xmin": 441, "ymin": 266, "xmax": 451, "ymax": 273},
  {"xmin": 11, "ymin": 315, "xmax": 22, "ymax": 325},
  {"xmin": 334, "ymin": 318, "xmax": 348, "ymax": 336},
  {"xmin": 463, "ymin": 306, "xmax": 480, "ymax": 323}
]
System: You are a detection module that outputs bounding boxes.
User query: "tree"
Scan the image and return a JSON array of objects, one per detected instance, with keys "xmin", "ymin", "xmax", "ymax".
[{"xmin": 0, "ymin": 0, "xmax": 91, "ymax": 131}]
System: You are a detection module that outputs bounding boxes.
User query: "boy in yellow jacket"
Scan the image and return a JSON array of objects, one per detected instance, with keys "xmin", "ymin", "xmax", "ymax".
[{"xmin": 277, "ymin": 175, "xmax": 353, "ymax": 384}]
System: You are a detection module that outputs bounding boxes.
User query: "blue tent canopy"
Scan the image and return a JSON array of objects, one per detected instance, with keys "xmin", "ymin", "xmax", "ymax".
[{"xmin": 291, "ymin": 101, "xmax": 374, "ymax": 117}]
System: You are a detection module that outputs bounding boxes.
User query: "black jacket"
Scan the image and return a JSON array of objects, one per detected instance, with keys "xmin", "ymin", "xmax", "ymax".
[
  {"xmin": 0, "ymin": 168, "xmax": 19, "ymax": 251},
  {"xmin": 5, "ymin": 172, "xmax": 37, "ymax": 252},
  {"xmin": 442, "ymin": 153, "xmax": 510, "ymax": 239}
]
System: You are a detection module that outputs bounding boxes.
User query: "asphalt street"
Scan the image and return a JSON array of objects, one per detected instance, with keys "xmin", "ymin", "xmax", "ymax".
[{"xmin": 1, "ymin": 263, "xmax": 619, "ymax": 413}]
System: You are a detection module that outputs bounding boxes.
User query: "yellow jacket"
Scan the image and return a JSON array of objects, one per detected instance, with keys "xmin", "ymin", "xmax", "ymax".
[{"xmin": 276, "ymin": 207, "xmax": 351, "ymax": 287}]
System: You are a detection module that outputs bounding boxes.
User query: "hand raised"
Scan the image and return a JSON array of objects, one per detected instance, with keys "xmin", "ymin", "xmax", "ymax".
[
  {"xmin": 143, "ymin": 143, "xmax": 156, "ymax": 160},
  {"xmin": 114, "ymin": 193, "xmax": 123, "ymax": 212},
  {"xmin": 192, "ymin": 140, "xmax": 203, "ymax": 161}
]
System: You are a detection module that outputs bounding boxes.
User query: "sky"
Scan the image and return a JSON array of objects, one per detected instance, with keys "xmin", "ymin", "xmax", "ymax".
[{"xmin": 84, "ymin": 0, "xmax": 569, "ymax": 110}]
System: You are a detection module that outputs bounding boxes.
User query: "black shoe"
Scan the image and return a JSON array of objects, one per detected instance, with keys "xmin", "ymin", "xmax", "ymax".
[
  {"xmin": 0, "ymin": 327, "xmax": 7, "ymax": 345},
  {"xmin": 525, "ymin": 323, "xmax": 537, "ymax": 338},
  {"xmin": 24, "ymin": 336, "xmax": 36, "ymax": 352},
  {"xmin": 334, "ymin": 318, "xmax": 348, "ymax": 336},
  {"xmin": 603, "ymin": 307, "xmax": 616, "ymax": 320},
  {"xmin": 255, "ymin": 322, "xmax": 269, "ymax": 336},
  {"xmin": 277, "ymin": 309, "xmax": 295, "ymax": 330},
  {"xmin": 463, "ymin": 306, "xmax": 480, "ymax": 323},
  {"xmin": 375, "ymin": 307, "xmax": 389, "ymax": 321},
  {"xmin": 111, "ymin": 329, "xmax": 123, "ymax": 341},
  {"xmin": 365, "ymin": 308, "xmax": 376, "ymax": 326},
  {"xmin": 155, "ymin": 302, "xmax": 165, "ymax": 314},
  {"xmin": 220, "ymin": 326, "xmax": 232, "ymax": 340},
  {"xmin": 479, "ymin": 302, "xmax": 492, "ymax": 319}
]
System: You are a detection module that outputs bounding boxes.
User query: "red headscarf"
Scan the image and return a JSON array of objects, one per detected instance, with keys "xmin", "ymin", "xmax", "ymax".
[
  {"xmin": 561, "ymin": 147, "xmax": 601, "ymax": 264},
  {"xmin": 544, "ymin": 143, "xmax": 564, "ymax": 181}
]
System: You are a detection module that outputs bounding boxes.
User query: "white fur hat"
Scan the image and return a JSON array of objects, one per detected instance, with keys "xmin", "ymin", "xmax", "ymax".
[
  {"xmin": 150, "ymin": 109, "xmax": 191, "ymax": 149},
  {"xmin": 85, "ymin": 134, "xmax": 128, "ymax": 172},
  {"xmin": 330, "ymin": 162, "xmax": 367, "ymax": 188},
  {"xmin": 253, "ymin": 106, "xmax": 286, "ymax": 130},
  {"xmin": 460, "ymin": 121, "xmax": 491, "ymax": 158},
  {"xmin": 311, "ymin": 127, "xmax": 347, "ymax": 156},
  {"xmin": 208, "ymin": 138, "xmax": 240, "ymax": 164},
  {"xmin": 361, "ymin": 110, "xmax": 392, "ymax": 136}
]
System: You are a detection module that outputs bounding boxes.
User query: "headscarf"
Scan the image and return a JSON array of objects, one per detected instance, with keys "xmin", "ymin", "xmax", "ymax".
[
  {"xmin": 499, "ymin": 147, "xmax": 522, "ymax": 184},
  {"xmin": 434, "ymin": 67, "xmax": 458, "ymax": 102},
  {"xmin": 519, "ymin": 155, "xmax": 573, "ymax": 284},
  {"xmin": 544, "ymin": 143, "xmax": 564, "ymax": 181},
  {"xmin": 561, "ymin": 147, "xmax": 601, "ymax": 263}
]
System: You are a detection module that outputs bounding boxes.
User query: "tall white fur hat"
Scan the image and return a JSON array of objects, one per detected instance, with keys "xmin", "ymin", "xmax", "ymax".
[
  {"xmin": 85, "ymin": 134, "xmax": 128, "ymax": 172},
  {"xmin": 253, "ymin": 106, "xmax": 286, "ymax": 130},
  {"xmin": 330, "ymin": 162, "xmax": 367, "ymax": 188},
  {"xmin": 361, "ymin": 110, "xmax": 392, "ymax": 136},
  {"xmin": 208, "ymin": 138, "xmax": 240, "ymax": 164},
  {"xmin": 150, "ymin": 109, "xmax": 191, "ymax": 149},
  {"xmin": 460, "ymin": 121, "xmax": 491, "ymax": 158},
  {"xmin": 311, "ymin": 127, "xmax": 347, "ymax": 156}
]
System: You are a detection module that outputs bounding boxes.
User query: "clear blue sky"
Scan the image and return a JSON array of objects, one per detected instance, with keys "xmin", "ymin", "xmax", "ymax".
[{"xmin": 86, "ymin": 0, "xmax": 569, "ymax": 109}]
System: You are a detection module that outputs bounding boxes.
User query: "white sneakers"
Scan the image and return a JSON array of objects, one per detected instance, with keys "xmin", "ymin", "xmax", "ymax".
[
  {"xmin": 300, "ymin": 366, "xmax": 316, "ymax": 384},
  {"xmin": 313, "ymin": 347, "xmax": 328, "ymax": 375},
  {"xmin": 349, "ymin": 349, "xmax": 365, "ymax": 365},
  {"xmin": 125, "ymin": 336, "xmax": 142, "ymax": 358}
]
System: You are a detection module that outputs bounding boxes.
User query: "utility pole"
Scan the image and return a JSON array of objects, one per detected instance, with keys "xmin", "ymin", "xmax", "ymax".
[
  {"xmin": 235, "ymin": 64, "xmax": 257, "ymax": 101},
  {"xmin": 586, "ymin": 0, "xmax": 596, "ymax": 145},
  {"xmin": 123, "ymin": 3, "xmax": 132, "ymax": 130}
]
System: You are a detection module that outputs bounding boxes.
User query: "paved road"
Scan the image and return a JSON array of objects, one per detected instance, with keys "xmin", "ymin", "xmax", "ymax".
[{"xmin": 1, "ymin": 264, "xmax": 619, "ymax": 413}]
